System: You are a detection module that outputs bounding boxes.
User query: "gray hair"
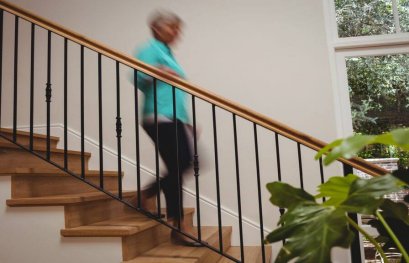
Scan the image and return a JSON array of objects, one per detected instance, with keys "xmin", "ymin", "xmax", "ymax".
[{"xmin": 148, "ymin": 10, "xmax": 182, "ymax": 29}]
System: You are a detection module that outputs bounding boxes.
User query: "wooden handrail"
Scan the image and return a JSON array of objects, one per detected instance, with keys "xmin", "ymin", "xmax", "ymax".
[{"xmin": 0, "ymin": 0, "xmax": 388, "ymax": 177}]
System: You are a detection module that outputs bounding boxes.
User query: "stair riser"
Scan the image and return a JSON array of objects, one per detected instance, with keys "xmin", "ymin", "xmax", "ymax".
[
  {"xmin": 0, "ymin": 148, "xmax": 89, "ymax": 171},
  {"xmin": 122, "ymin": 224, "xmax": 170, "ymax": 261},
  {"xmin": 0, "ymin": 134, "xmax": 58, "ymax": 149},
  {"xmin": 11, "ymin": 175, "xmax": 118, "ymax": 198},
  {"xmin": 64, "ymin": 198, "xmax": 146, "ymax": 228}
]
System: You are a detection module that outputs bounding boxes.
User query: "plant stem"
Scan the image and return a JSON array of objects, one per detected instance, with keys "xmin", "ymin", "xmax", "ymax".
[
  {"xmin": 347, "ymin": 216, "xmax": 389, "ymax": 263},
  {"xmin": 376, "ymin": 210, "xmax": 409, "ymax": 263}
]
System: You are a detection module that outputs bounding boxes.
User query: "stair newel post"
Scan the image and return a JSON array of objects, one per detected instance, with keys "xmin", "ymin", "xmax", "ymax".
[
  {"xmin": 192, "ymin": 95, "xmax": 202, "ymax": 242},
  {"xmin": 45, "ymin": 30, "xmax": 52, "ymax": 160},
  {"xmin": 172, "ymin": 86, "xmax": 182, "ymax": 229},
  {"xmin": 12, "ymin": 16, "xmax": 19, "ymax": 142},
  {"xmin": 0, "ymin": 9, "xmax": 3, "ymax": 129},
  {"xmin": 134, "ymin": 69, "xmax": 141, "ymax": 208},
  {"xmin": 233, "ymin": 114, "xmax": 245, "ymax": 262},
  {"xmin": 212, "ymin": 104, "xmax": 224, "ymax": 253},
  {"xmin": 297, "ymin": 142, "xmax": 304, "ymax": 189},
  {"xmin": 98, "ymin": 53, "xmax": 103, "ymax": 189},
  {"xmin": 63, "ymin": 38, "xmax": 68, "ymax": 169},
  {"xmin": 344, "ymin": 163, "xmax": 363, "ymax": 263},
  {"xmin": 153, "ymin": 78, "xmax": 161, "ymax": 216},
  {"xmin": 253, "ymin": 124, "xmax": 266, "ymax": 263},
  {"xmin": 29, "ymin": 23, "xmax": 35, "ymax": 151},
  {"xmin": 115, "ymin": 61, "xmax": 123, "ymax": 199},
  {"xmin": 80, "ymin": 45, "xmax": 85, "ymax": 179}
]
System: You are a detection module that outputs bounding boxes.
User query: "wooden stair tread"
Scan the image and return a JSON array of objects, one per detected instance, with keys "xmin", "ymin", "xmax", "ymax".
[
  {"xmin": 0, "ymin": 167, "xmax": 121, "ymax": 177},
  {"xmin": 7, "ymin": 191, "xmax": 135, "ymax": 206},
  {"xmin": 217, "ymin": 246, "xmax": 273, "ymax": 263},
  {"xmin": 0, "ymin": 141, "xmax": 91, "ymax": 156},
  {"xmin": 137, "ymin": 226, "xmax": 232, "ymax": 260},
  {"xmin": 0, "ymin": 128, "xmax": 60, "ymax": 141},
  {"xmin": 61, "ymin": 215, "xmax": 160, "ymax": 237}
]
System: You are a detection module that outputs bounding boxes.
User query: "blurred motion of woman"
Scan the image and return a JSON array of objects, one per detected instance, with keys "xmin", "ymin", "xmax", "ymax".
[{"xmin": 130, "ymin": 10, "xmax": 201, "ymax": 247}]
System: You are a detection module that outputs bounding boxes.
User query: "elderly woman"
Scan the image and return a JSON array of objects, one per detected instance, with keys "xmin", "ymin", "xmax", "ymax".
[{"xmin": 132, "ymin": 10, "xmax": 200, "ymax": 247}]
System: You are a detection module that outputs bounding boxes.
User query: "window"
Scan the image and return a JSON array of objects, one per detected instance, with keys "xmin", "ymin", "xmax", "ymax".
[{"xmin": 335, "ymin": 0, "xmax": 409, "ymax": 37}]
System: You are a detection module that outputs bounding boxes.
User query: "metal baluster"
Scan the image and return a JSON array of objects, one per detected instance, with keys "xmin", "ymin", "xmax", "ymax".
[
  {"xmin": 134, "ymin": 69, "xmax": 141, "ymax": 208},
  {"xmin": 98, "ymin": 53, "xmax": 103, "ymax": 189},
  {"xmin": 275, "ymin": 133, "xmax": 285, "ymax": 218},
  {"xmin": 212, "ymin": 104, "xmax": 223, "ymax": 252},
  {"xmin": 115, "ymin": 61, "xmax": 122, "ymax": 199},
  {"xmin": 29, "ymin": 23, "xmax": 35, "ymax": 151},
  {"xmin": 297, "ymin": 142, "xmax": 304, "ymax": 189},
  {"xmin": 344, "ymin": 164, "xmax": 362, "ymax": 263},
  {"xmin": 253, "ymin": 124, "xmax": 266, "ymax": 263},
  {"xmin": 192, "ymin": 96, "xmax": 202, "ymax": 241},
  {"xmin": 45, "ymin": 30, "xmax": 52, "ymax": 159},
  {"xmin": 80, "ymin": 45, "xmax": 85, "ymax": 178},
  {"xmin": 233, "ymin": 114, "xmax": 244, "ymax": 262},
  {"xmin": 172, "ymin": 86, "xmax": 182, "ymax": 228},
  {"xmin": 63, "ymin": 38, "xmax": 68, "ymax": 169},
  {"xmin": 153, "ymin": 78, "xmax": 161, "ymax": 216},
  {"xmin": 13, "ymin": 16, "xmax": 19, "ymax": 142},
  {"xmin": 319, "ymin": 157, "xmax": 325, "ymax": 202},
  {"xmin": 0, "ymin": 10, "xmax": 3, "ymax": 129}
]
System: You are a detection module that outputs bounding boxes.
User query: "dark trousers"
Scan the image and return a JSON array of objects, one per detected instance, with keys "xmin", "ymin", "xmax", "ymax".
[{"xmin": 143, "ymin": 120, "xmax": 192, "ymax": 220}]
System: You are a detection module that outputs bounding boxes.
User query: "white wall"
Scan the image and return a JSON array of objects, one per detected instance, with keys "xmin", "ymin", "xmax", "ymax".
[
  {"xmin": 0, "ymin": 176, "xmax": 123, "ymax": 263},
  {"xmin": 1, "ymin": 0, "xmax": 349, "ymax": 262}
]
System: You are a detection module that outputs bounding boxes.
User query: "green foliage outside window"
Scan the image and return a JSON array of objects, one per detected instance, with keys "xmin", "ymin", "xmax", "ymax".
[
  {"xmin": 335, "ymin": 0, "xmax": 409, "ymax": 37},
  {"xmin": 346, "ymin": 54, "xmax": 409, "ymax": 169}
]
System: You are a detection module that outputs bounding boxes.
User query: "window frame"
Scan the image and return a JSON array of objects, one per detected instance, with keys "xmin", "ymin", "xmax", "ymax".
[{"xmin": 324, "ymin": 0, "xmax": 409, "ymax": 138}]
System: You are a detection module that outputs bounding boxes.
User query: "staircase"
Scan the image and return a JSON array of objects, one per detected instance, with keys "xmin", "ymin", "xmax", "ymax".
[{"xmin": 0, "ymin": 128, "xmax": 271, "ymax": 262}]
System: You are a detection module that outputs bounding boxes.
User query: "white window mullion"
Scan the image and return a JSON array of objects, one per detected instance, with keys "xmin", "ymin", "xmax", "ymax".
[{"xmin": 392, "ymin": 0, "xmax": 402, "ymax": 33}]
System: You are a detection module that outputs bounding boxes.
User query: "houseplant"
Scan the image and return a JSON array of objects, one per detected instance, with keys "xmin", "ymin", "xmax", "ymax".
[{"xmin": 265, "ymin": 128, "xmax": 409, "ymax": 263}]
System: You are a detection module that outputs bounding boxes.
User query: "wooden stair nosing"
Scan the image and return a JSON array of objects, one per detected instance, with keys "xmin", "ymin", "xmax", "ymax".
[
  {"xmin": 6, "ymin": 191, "xmax": 136, "ymax": 206},
  {"xmin": 0, "ymin": 142, "xmax": 91, "ymax": 157},
  {"xmin": 124, "ymin": 257, "xmax": 198, "ymax": 263},
  {"xmin": 0, "ymin": 128, "xmax": 60, "ymax": 141},
  {"xmin": 0, "ymin": 167, "xmax": 122, "ymax": 177},
  {"xmin": 61, "ymin": 208, "xmax": 196, "ymax": 237},
  {"xmin": 61, "ymin": 215, "xmax": 161, "ymax": 237}
]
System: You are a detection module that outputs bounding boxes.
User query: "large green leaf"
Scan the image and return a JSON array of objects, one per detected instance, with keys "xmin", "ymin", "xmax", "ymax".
[
  {"xmin": 315, "ymin": 134, "xmax": 375, "ymax": 165},
  {"xmin": 315, "ymin": 129, "xmax": 409, "ymax": 165},
  {"xmin": 339, "ymin": 174, "xmax": 404, "ymax": 214},
  {"xmin": 316, "ymin": 174, "xmax": 359, "ymax": 206},
  {"xmin": 266, "ymin": 182, "xmax": 315, "ymax": 209},
  {"xmin": 267, "ymin": 204, "xmax": 354, "ymax": 263}
]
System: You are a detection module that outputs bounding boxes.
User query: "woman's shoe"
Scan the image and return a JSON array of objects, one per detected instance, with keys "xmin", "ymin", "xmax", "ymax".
[{"xmin": 170, "ymin": 230, "xmax": 204, "ymax": 247}]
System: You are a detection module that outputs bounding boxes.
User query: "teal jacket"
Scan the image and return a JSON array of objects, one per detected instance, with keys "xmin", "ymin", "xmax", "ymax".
[{"xmin": 133, "ymin": 38, "xmax": 190, "ymax": 124}]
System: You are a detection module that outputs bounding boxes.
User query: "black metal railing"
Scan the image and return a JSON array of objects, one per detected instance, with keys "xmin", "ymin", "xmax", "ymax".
[{"xmin": 0, "ymin": 3, "xmax": 386, "ymax": 263}]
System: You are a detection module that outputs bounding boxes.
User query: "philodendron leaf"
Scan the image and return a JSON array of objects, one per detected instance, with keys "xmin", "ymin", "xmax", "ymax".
[
  {"xmin": 315, "ymin": 128, "xmax": 409, "ymax": 166},
  {"xmin": 266, "ymin": 204, "xmax": 354, "ymax": 263},
  {"xmin": 316, "ymin": 174, "xmax": 359, "ymax": 206},
  {"xmin": 379, "ymin": 129, "xmax": 409, "ymax": 150},
  {"xmin": 266, "ymin": 182, "xmax": 315, "ymax": 208},
  {"xmin": 340, "ymin": 174, "xmax": 404, "ymax": 215},
  {"xmin": 380, "ymin": 199, "xmax": 409, "ymax": 225},
  {"xmin": 315, "ymin": 134, "xmax": 375, "ymax": 165}
]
